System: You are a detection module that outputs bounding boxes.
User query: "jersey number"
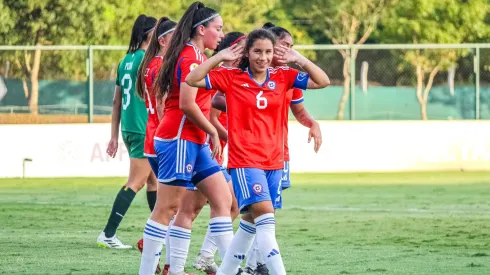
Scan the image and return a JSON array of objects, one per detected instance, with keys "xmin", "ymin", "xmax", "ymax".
[
  {"xmin": 121, "ymin": 74, "xmax": 132, "ymax": 110},
  {"xmin": 256, "ymin": 91, "xmax": 268, "ymax": 109},
  {"xmin": 145, "ymin": 87, "xmax": 155, "ymax": 115}
]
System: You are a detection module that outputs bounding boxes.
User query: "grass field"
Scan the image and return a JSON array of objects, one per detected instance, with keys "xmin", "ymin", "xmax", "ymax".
[{"xmin": 1, "ymin": 172, "xmax": 490, "ymax": 275}]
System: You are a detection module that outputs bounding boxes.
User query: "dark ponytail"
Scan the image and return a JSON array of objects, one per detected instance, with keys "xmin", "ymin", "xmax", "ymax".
[
  {"xmin": 156, "ymin": 1, "xmax": 219, "ymax": 100},
  {"xmin": 137, "ymin": 17, "xmax": 177, "ymax": 99},
  {"xmin": 262, "ymin": 22, "xmax": 291, "ymax": 40},
  {"xmin": 127, "ymin": 15, "xmax": 157, "ymax": 54},
  {"xmin": 213, "ymin": 32, "xmax": 245, "ymax": 56},
  {"xmin": 238, "ymin": 29, "xmax": 275, "ymax": 71}
]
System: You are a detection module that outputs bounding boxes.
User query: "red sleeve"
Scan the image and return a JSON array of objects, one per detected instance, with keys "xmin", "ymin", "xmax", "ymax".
[
  {"xmin": 179, "ymin": 57, "xmax": 202, "ymax": 85},
  {"xmin": 284, "ymin": 67, "xmax": 309, "ymax": 90},
  {"xmin": 291, "ymin": 88, "xmax": 304, "ymax": 105},
  {"xmin": 205, "ymin": 68, "xmax": 233, "ymax": 94}
]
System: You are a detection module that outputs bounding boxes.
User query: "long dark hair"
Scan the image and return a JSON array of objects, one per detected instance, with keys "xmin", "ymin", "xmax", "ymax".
[
  {"xmin": 213, "ymin": 32, "xmax": 245, "ymax": 56},
  {"xmin": 136, "ymin": 17, "xmax": 177, "ymax": 99},
  {"xmin": 238, "ymin": 29, "xmax": 276, "ymax": 71},
  {"xmin": 262, "ymin": 22, "xmax": 291, "ymax": 40},
  {"xmin": 127, "ymin": 15, "xmax": 157, "ymax": 54},
  {"xmin": 156, "ymin": 1, "xmax": 219, "ymax": 99}
]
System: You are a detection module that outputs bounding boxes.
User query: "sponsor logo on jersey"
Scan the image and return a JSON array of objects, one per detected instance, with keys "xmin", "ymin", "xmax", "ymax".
[
  {"xmin": 267, "ymin": 80, "xmax": 276, "ymax": 90},
  {"xmin": 241, "ymin": 83, "xmax": 249, "ymax": 87},
  {"xmin": 252, "ymin": 183, "xmax": 263, "ymax": 194}
]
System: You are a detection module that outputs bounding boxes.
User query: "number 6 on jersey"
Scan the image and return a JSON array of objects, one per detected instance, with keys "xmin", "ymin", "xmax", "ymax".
[{"xmin": 256, "ymin": 91, "xmax": 268, "ymax": 109}]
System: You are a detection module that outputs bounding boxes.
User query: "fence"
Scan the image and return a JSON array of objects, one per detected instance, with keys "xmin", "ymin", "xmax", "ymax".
[{"xmin": 0, "ymin": 44, "xmax": 489, "ymax": 122}]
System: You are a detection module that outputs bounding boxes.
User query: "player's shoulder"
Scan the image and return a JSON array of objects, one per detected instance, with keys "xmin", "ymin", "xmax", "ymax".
[{"xmin": 181, "ymin": 43, "xmax": 205, "ymax": 61}]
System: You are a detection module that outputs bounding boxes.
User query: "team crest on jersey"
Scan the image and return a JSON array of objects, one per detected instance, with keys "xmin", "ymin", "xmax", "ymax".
[
  {"xmin": 190, "ymin": 63, "xmax": 198, "ymax": 71},
  {"xmin": 267, "ymin": 80, "xmax": 276, "ymax": 90},
  {"xmin": 252, "ymin": 183, "xmax": 263, "ymax": 194},
  {"xmin": 297, "ymin": 72, "xmax": 308, "ymax": 81},
  {"xmin": 186, "ymin": 163, "xmax": 193, "ymax": 173}
]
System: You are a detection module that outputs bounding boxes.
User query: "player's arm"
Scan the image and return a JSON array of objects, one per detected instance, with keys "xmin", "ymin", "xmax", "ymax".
[
  {"xmin": 274, "ymin": 45, "xmax": 330, "ymax": 89},
  {"xmin": 210, "ymin": 108, "xmax": 227, "ymax": 142},
  {"xmin": 185, "ymin": 44, "xmax": 243, "ymax": 88},
  {"xmin": 212, "ymin": 91, "xmax": 227, "ymax": 112},
  {"xmin": 291, "ymin": 102, "xmax": 322, "ymax": 152},
  {"xmin": 156, "ymin": 94, "xmax": 166, "ymax": 121},
  {"xmin": 107, "ymin": 85, "xmax": 122, "ymax": 158}
]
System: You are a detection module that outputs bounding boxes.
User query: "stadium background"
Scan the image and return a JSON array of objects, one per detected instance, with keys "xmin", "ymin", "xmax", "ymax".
[{"xmin": 1, "ymin": 1, "xmax": 490, "ymax": 274}]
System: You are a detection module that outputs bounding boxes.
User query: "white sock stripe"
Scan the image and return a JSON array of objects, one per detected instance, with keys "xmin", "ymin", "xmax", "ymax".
[
  {"xmin": 145, "ymin": 223, "xmax": 167, "ymax": 233},
  {"xmin": 256, "ymin": 218, "xmax": 276, "ymax": 227},
  {"xmin": 239, "ymin": 222, "xmax": 256, "ymax": 234}
]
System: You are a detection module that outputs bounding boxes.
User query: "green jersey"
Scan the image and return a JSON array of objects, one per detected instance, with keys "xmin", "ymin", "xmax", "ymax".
[{"xmin": 116, "ymin": 49, "xmax": 147, "ymax": 134}]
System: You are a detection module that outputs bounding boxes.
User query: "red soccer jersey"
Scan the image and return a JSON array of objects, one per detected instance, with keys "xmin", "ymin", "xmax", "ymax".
[
  {"xmin": 143, "ymin": 56, "xmax": 163, "ymax": 157},
  {"xmin": 205, "ymin": 66, "xmax": 309, "ymax": 170},
  {"xmin": 209, "ymin": 89, "xmax": 228, "ymax": 166},
  {"xmin": 284, "ymin": 88, "xmax": 304, "ymax": 161},
  {"xmin": 154, "ymin": 43, "xmax": 212, "ymax": 144}
]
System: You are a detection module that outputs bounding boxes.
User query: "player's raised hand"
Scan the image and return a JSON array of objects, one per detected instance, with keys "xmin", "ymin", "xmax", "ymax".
[
  {"xmin": 106, "ymin": 137, "xmax": 118, "ymax": 158},
  {"xmin": 210, "ymin": 131, "xmax": 222, "ymax": 161},
  {"xmin": 274, "ymin": 45, "xmax": 306, "ymax": 66},
  {"xmin": 218, "ymin": 43, "xmax": 243, "ymax": 62},
  {"xmin": 308, "ymin": 121, "xmax": 322, "ymax": 153}
]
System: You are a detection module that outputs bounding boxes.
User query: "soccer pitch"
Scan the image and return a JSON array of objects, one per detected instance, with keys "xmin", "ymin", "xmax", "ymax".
[{"xmin": 1, "ymin": 172, "xmax": 489, "ymax": 275}]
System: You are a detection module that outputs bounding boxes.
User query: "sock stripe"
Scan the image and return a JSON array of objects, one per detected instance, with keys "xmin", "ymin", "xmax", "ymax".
[
  {"xmin": 210, "ymin": 221, "xmax": 233, "ymax": 226},
  {"xmin": 169, "ymin": 229, "xmax": 191, "ymax": 239},
  {"xmin": 144, "ymin": 230, "xmax": 166, "ymax": 240},
  {"xmin": 146, "ymin": 223, "xmax": 167, "ymax": 233},
  {"xmin": 144, "ymin": 226, "xmax": 167, "ymax": 236},
  {"xmin": 169, "ymin": 233, "xmax": 191, "ymax": 240},
  {"xmin": 256, "ymin": 218, "xmax": 275, "ymax": 227},
  {"xmin": 239, "ymin": 223, "xmax": 256, "ymax": 234},
  {"xmin": 210, "ymin": 224, "xmax": 233, "ymax": 230}
]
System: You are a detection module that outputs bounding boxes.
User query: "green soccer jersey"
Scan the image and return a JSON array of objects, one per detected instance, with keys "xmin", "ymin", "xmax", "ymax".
[{"xmin": 115, "ymin": 49, "xmax": 148, "ymax": 134}]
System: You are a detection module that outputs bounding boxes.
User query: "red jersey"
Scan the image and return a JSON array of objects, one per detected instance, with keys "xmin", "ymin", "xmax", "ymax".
[
  {"xmin": 205, "ymin": 66, "xmax": 309, "ymax": 170},
  {"xmin": 154, "ymin": 43, "xmax": 212, "ymax": 144},
  {"xmin": 209, "ymin": 89, "xmax": 228, "ymax": 166},
  {"xmin": 143, "ymin": 56, "xmax": 163, "ymax": 157},
  {"xmin": 284, "ymin": 88, "xmax": 304, "ymax": 161}
]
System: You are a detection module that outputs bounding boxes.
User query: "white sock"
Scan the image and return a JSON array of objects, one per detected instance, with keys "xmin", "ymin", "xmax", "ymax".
[
  {"xmin": 168, "ymin": 226, "xmax": 192, "ymax": 273},
  {"xmin": 245, "ymin": 237, "xmax": 258, "ymax": 270},
  {"xmin": 217, "ymin": 220, "xmax": 256, "ymax": 275},
  {"xmin": 200, "ymin": 224, "xmax": 218, "ymax": 258},
  {"xmin": 256, "ymin": 239, "xmax": 266, "ymax": 266},
  {"xmin": 139, "ymin": 219, "xmax": 167, "ymax": 275},
  {"xmin": 209, "ymin": 216, "xmax": 234, "ymax": 259},
  {"xmin": 255, "ymin": 213, "xmax": 286, "ymax": 275},
  {"xmin": 165, "ymin": 216, "xmax": 175, "ymax": 265}
]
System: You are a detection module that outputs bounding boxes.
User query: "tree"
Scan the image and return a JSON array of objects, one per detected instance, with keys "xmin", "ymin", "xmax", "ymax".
[
  {"xmin": 0, "ymin": 0, "xmax": 143, "ymax": 114},
  {"xmin": 282, "ymin": 0, "xmax": 389, "ymax": 120},
  {"xmin": 376, "ymin": 0, "xmax": 489, "ymax": 120}
]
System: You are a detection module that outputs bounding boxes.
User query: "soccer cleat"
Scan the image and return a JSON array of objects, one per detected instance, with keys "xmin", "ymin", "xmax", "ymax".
[
  {"xmin": 254, "ymin": 263, "xmax": 269, "ymax": 275},
  {"xmin": 96, "ymin": 232, "xmax": 132, "ymax": 249},
  {"xmin": 136, "ymin": 239, "xmax": 162, "ymax": 274},
  {"xmin": 192, "ymin": 253, "xmax": 218, "ymax": 274},
  {"xmin": 238, "ymin": 267, "xmax": 254, "ymax": 275},
  {"xmin": 162, "ymin": 264, "xmax": 170, "ymax": 275}
]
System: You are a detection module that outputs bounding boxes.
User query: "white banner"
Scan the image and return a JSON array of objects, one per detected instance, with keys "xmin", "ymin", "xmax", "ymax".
[{"xmin": 1, "ymin": 121, "xmax": 490, "ymax": 178}]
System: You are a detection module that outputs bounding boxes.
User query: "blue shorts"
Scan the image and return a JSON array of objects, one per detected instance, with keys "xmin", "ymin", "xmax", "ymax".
[
  {"xmin": 148, "ymin": 157, "xmax": 159, "ymax": 176},
  {"xmin": 154, "ymin": 139, "xmax": 221, "ymax": 188},
  {"xmin": 281, "ymin": 161, "xmax": 291, "ymax": 190},
  {"xmin": 186, "ymin": 166, "xmax": 232, "ymax": 191},
  {"xmin": 230, "ymin": 168, "xmax": 282, "ymax": 213}
]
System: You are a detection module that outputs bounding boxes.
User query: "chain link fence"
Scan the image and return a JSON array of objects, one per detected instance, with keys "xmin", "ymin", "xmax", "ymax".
[{"xmin": 0, "ymin": 44, "xmax": 488, "ymax": 123}]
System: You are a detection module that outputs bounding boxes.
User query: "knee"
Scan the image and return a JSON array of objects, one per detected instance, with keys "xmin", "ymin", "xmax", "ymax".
[{"xmin": 125, "ymin": 181, "xmax": 144, "ymax": 192}]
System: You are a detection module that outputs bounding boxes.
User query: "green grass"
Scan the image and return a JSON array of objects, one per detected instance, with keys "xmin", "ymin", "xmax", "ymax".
[{"xmin": 1, "ymin": 172, "xmax": 490, "ymax": 274}]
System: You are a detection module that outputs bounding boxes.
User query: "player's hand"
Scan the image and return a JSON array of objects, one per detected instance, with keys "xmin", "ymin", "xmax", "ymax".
[
  {"xmin": 218, "ymin": 43, "xmax": 243, "ymax": 62},
  {"xmin": 210, "ymin": 131, "xmax": 222, "ymax": 160},
  {"xmin": 106, "ymin": 137, "xmax": 118, "ymax": 158},
  {"xmin": 308, "ymin": 122, "xmax": 322, "ymax": 153},
  {"xmin": 274, "ymin": 45, "xmax": 305, "ymax": 66}
]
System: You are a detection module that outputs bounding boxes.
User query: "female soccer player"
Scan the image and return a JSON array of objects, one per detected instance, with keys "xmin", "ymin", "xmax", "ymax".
[
  {"xmin": 98, "ymin": 14, "xmax": 157, "ymax": 250},
  {"xmin": 135, "ymin": 16, "xmax": 177, "ymax": 275},
  {"xmin": 186, "ymin": 28, "xmax": 330, "ymax": 275},
  {"xmin": 241, "ymin": 23, "xmax": 323, "ymax": 275},
  {"xmin": 138, "ymin": 3, "xmax": 233, "ymax": 275}
]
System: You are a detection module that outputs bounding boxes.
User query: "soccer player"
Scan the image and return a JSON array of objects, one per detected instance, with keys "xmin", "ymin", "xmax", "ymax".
[
  {"xmin": 185, "ymin": 28, "xmax": 330, "ymax": 275},
  {"xmin": 97, "ymin": 14, "xmax": 157, "ymax": 249},
  {"xmin": 190, "ymin": 31, "xmax": 247, "ymax": 275},
  {"xmin": 138, "ymin": 2, "xmax": 233, "ymax": 275},
  {"xmin": 242, "ymin": 23, "xmax": 323, "ymax": 275},
  {"xmin": 136, "ymin": 16, "xmax": 177, "ymax": 275}
]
